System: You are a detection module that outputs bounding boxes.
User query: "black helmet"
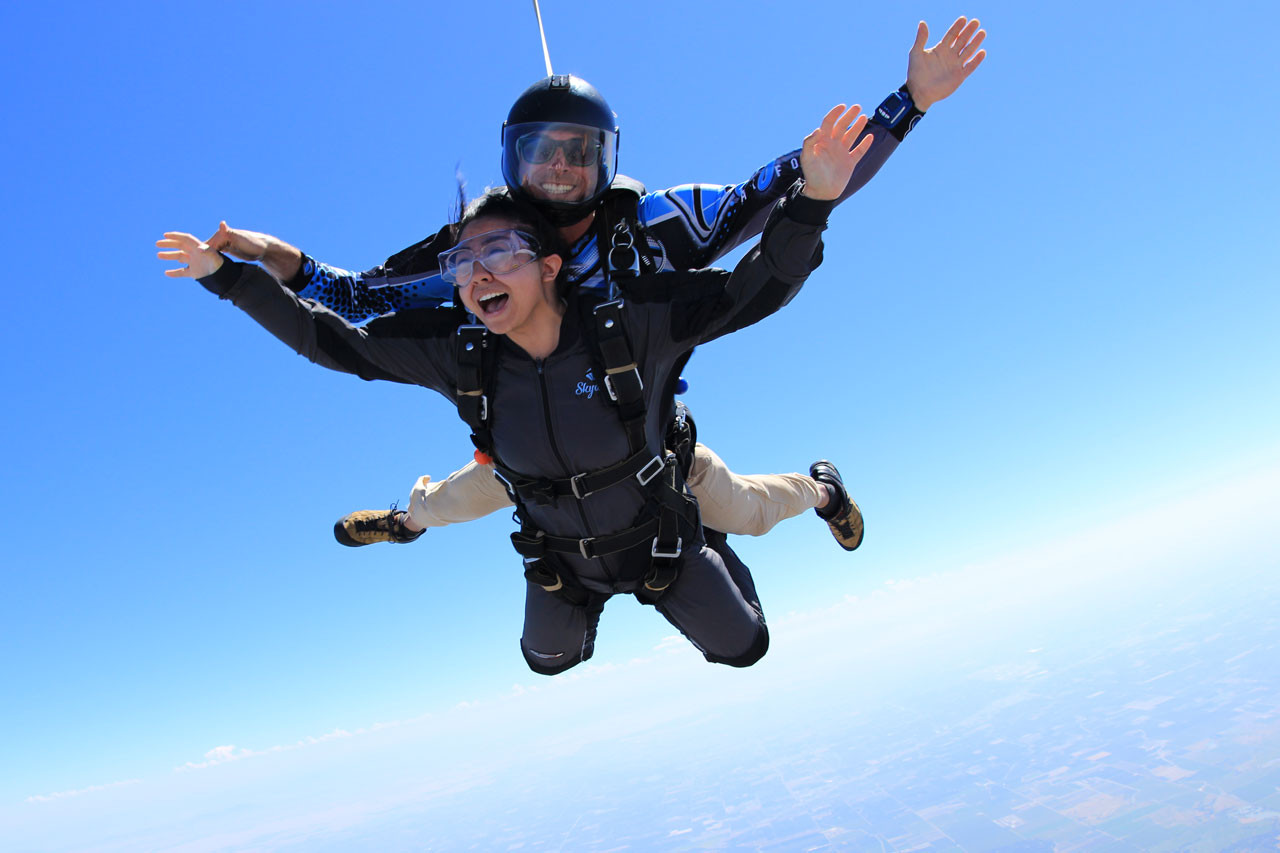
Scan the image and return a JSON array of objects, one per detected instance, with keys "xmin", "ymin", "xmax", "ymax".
[{"xmin": 501, "ymin": 74, "xmax": 619, "ymax": 226}]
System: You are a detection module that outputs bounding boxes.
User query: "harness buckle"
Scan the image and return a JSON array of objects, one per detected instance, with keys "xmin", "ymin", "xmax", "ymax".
[
  {"xmin": 636, "ymin": 455, "xmax": 665, "ymax": 486},
  {"xmin": 493, "ymin": 468, "xmax": 515, "ymax": 498},
  {"xmin": 578, "ymin": 537, "xmax": 597, "ymax": 560},
  {"xmin": 478, "ymin": 394, "xmax": 488, "ymax": 422},
  {"xmin": 569, "ymin": 473, "xmax": 589, "ymax": 500},
  {"xmin": 529, "ymin": 480, "xmax": 557, "ymax": 507},
  {"xmin": 510, "ymin": 529, "xmax": 546, "ymax": 558},
  {"xmin": 604, "ymin": 367, "xmax": 643, "ymax": 402},
  {"xmin": 650, "ymin": 537, "xmax": 683, "ymax": 560}
]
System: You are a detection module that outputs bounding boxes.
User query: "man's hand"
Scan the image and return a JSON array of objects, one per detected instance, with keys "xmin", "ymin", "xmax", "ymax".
[
  {"xmin": 204, "ymin": 221, "xmax": 303, "ymax": 282},
  {"xmin": 156, "ymin": 231, "xmax": 224, "ymax": 279},
  {"xmin": 206, "ymin": 221, "xmax": 268, "ymax": 262},
  {"xmin": 906, "ymin": 16, "xmax": 987, "ymax": 112},
  {"xmin": 800, "ymin": 104, "xmax": 872, "ymax": 202}
]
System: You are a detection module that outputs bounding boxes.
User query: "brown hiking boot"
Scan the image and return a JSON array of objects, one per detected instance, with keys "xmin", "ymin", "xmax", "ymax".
[
  {"xmin": 810, "ymin": 460, "xmax": 864, "ymax": 552},
  {"xmin": 334, "ymin": 506, "xmax": 424, "ymax": 547}
]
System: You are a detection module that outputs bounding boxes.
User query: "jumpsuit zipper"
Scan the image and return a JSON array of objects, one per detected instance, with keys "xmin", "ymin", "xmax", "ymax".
[{"xmin": 536, "ymin": 359, "xmax": 618, "ymax": 585}]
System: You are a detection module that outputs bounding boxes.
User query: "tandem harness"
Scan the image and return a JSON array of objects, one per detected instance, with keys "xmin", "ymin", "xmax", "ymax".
[{"xmin": 454, "ymin": 304, "xmax": 696, "ymax": 607}]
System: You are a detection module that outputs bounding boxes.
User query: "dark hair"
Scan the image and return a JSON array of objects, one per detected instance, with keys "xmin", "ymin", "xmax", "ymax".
[{"xmin": 450, "ymin": 186, "xmax": 571, "ymax": 295}]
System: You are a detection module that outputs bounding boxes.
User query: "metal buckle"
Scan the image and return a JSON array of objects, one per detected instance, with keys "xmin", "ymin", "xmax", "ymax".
[
  {"xmin": 651, "ymin": 537, "xmax": 682, "ymax": 559},
  {"xmin": 635, "ymin": 455, "xmax": 665, "ymax": 486},
  {"xmin": 479, "ymin": 394, "xmax": 488, "ymax": 422},
  {"xmin": 578, "ymin": 537, "xmax": 597, "ymax": 560},
  {"xmin": 529, "ymin": 480, "xmax": 557, "ymax": 507},
  {"xmin": 570, "ymin": 473, "xmax": 589, "ymax": 500},
  {"xmin": 604, "ymin": 368, "xmax": 643, "ymax": 402},
  {"xmin": 493, "ymin": 468, "xmax": 514, "ymax": 494}
]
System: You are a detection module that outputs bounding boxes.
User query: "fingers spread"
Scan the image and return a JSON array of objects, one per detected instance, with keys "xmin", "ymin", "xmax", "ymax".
[
  {"xmin": 962, "ymin": 49, "xmax": 987, "ymax": 77},
  {"xmin": 820, "ymin": 103, "xmax": 846, "ymax": 135},
  {"xmin": 940, "ymin": 16, "xmax": 967, "ymax": 49},
  {"xmin": 960, "ymin": 29, "xmax": 986, "ymax": 59},
  {"xmin": 834, "ymin": 104, "xmax": 861, "ymax": 132},
  {"xmin": 841, "ymin": 113, "xmax": 868, "ymax": 148}
]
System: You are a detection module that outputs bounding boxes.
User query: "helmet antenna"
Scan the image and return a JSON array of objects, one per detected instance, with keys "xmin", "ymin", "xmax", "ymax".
[{"xmin": 531, "ymin": 0, "xmax": 554, "ymax": 76}]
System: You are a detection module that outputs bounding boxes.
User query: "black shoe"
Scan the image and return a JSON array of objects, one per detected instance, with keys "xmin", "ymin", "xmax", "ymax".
[
  {"xmin": 334, "ymin": 506, "xmax": 424, "ymax": 547},
  {"xmin": 810, "ymin": 460, "xmax": 864, "ymax": 552}
]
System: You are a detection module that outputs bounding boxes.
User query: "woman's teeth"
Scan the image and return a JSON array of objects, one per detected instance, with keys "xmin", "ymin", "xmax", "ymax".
[{"xmin": 478, "ymin": 292, "xmax": 508, "ymax": 314}]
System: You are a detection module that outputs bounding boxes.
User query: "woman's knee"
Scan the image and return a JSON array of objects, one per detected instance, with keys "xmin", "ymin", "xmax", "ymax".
[
  {"xmin": 700, "ymin": 623, "xmax": 770, "ymax": 668},
  {"xmin": 520, "ymin": 640, "xmax": 591, "ymax": 676}
]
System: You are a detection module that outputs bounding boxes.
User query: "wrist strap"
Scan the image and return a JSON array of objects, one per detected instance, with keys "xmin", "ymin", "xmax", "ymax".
[{"xmin": 871, "ymin": 85, "xmax": 926, "ymax": 142}]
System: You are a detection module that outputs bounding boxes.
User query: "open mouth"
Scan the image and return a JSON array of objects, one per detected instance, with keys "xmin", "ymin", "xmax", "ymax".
[{"xmin": 477, "ymin": 291, "xmax": 509, "ymax": 315}]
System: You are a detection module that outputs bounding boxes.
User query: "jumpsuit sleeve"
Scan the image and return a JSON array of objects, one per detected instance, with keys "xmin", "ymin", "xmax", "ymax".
[
  {"xmin": 638, "ymin": 87, "xmax": 912, "ymax": 271},
  {"xmin": 285, "ymin": 225, "xmax": 457, "ymax": 324},
  {"xmin": 198, "ymin": 258, "xmax": 458, "ymax": 396},
  {"xmin": 632, "ymin": 182, "xmax": 832, "ymax": 350}
]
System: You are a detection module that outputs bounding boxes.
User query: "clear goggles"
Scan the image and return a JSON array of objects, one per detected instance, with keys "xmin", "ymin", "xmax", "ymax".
[
  {"xmin": 439, "ymin": 229, "xmax": 541, "ymax": 287},
  {"xmin": 514, "ymin": 129, "xmax": 603, "ymax": 167}
]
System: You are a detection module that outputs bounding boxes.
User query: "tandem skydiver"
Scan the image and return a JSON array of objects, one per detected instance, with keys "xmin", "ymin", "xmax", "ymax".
[
  {"xmin": 202, "ymin": 16, "xmax": 987, "ymax": 553},
  {"xmin": 160, "ymin": 102, "xmax": 873, "ymax": 673}
]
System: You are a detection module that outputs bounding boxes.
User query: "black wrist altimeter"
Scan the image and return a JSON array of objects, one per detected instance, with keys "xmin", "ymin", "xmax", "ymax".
[{"xmin": 872, "ymin": 84, "xmax": 926, "ymax": 142}]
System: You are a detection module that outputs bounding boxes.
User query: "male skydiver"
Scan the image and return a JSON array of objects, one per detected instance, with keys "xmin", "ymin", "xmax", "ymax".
[{"xmin": 207, "ymin": 16, "xmax": 986, "ymax": 553}]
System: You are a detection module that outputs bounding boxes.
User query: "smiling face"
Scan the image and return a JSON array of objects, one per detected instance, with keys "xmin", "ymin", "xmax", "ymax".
[
  {"xmin": 455, "ymin": 215, "xmax": 565, "ymax": 355},
  {"xmin": 516, "ymin": 126, "xmax": 600, "ymax": 206}
]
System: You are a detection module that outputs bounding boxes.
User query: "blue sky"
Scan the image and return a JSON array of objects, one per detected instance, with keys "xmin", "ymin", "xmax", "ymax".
[{"xmin": 1, "ymin": 0, "xmax": 1278, "ymax": 847}]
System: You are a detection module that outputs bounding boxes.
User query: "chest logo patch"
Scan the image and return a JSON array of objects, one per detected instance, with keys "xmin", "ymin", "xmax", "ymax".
[{"xmin": 576, "ymin": 368, "xmax": 601, "ymax": 400}]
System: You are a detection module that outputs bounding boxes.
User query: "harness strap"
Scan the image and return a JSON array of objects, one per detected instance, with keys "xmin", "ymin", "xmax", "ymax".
[
  {"xmin": 511, "ymin": 514, "xmax": 673, "ymax": 561},
  {"xmin": 510, "ymin": 453, "xmax": 697, "ymax": 601},
  {"xmin": 455, "ymin": 325, "xmax": 493, "ymax": 453},
  {"xmin": 641, "ymin": 457, "xmax": 688, "ymax": 596},
  {"xmin": 522, "ymin": 557, "xmax": 590, "ymax": 607},
  {"xmin": 495, "ymin": 446, "xmax": 666, "ymax": 506},
  {"xmin": 591, "ymin": 300, "xmax": 646, "ymax": 451}
]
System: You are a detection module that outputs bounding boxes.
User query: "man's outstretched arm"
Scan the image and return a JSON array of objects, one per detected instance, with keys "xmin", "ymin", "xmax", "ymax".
[
  {"xmin": 648, "ymin": 15, "xmax": 989, "ymax": 271},
  {"xmin": 205, "ymin": 221, "xmax": 303, "ymax": 283}
]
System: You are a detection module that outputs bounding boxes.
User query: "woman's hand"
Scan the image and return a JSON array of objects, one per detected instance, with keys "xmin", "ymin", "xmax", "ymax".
[{"xmin": 799, "ymin": 104, "xmax": 872, "ymax": 201}]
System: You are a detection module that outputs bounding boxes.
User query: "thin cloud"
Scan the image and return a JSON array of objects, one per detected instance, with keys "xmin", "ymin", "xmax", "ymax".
[{"xmin": 25, "ymin": 779, "xmax": 141, "ymax": 804}]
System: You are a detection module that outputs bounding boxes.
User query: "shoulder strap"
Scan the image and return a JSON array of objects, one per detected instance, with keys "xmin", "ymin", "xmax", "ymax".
[
  {"xmin": 455, "ymin": 324, "xmax": 496, "ymax": 454},
  {"xmin": 583, "ymin": 297, "xmax": 647, "ymax": 453},
  {"xmin": 596, "ymin": 176, "xmax": 658, "ymax": 295}
]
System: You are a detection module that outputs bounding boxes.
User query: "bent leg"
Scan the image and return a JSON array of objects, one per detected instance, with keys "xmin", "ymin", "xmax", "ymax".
[
  {"xmin": 406, "ymin": 461, "xmax": 514, "ymax": 529},
  {"xmin": 520, "ymin": 582, "xmax": 608, "ymax": 676},
  {"xmin": 655, "ymin": 533, "xmax": 769, "ymax": 668},
  {"xmin": 686, "ymin": 443, "xmax": 825, "ymax": 537}
]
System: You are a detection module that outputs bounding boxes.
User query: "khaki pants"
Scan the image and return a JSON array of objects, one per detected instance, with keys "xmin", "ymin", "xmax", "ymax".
[{"xmin": 408, "ymin": 443, "xmax": 822, "ymax": 536}]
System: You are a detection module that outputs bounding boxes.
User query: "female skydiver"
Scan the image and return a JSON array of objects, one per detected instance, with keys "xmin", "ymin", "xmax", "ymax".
[{"xmin": 158, "ymin": 102, "xmax": 870, "ymax": 673}]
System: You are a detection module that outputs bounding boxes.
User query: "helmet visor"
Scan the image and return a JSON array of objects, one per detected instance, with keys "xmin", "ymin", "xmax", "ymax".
[{"xmin": 502, "ymin": 121, "xmax": 618, "ymax": 211}]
